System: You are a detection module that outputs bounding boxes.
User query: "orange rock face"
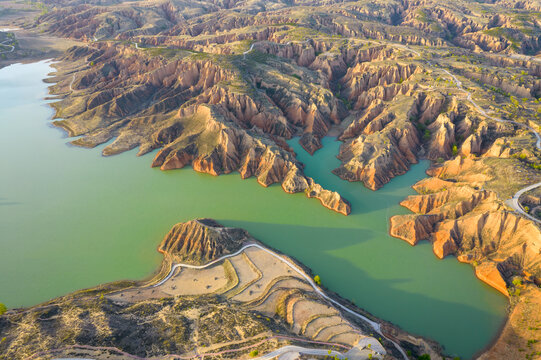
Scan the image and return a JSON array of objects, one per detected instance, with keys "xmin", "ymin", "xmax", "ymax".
[
  {"xmin": 50, "ymin": 43, "xmax": 355, "ymax": 215},
  {"xmin": 305, "ymin": 180, "xmax": 351, "ymax": 216},
  {"xmin": 389, "ymin": 160, "xmax": 541, "ymax": 298},
  {"xmin": 389, "ymin": 214, "xmax": 435, "ymax": 245},
  {"xmin": 475, "ymin": 263, "xmax": 509, "ymax": 296},
  {"xmin": 158, "ymin": 219, "xmax": 249, "ymax": 265}
]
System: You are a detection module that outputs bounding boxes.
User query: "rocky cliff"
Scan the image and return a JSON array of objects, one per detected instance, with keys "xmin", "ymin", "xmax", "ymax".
[
  {"xmin": 34, "ymin": 0, "xmax": 541, "ymax": 55},
  {"xmin": 391, "ymin": 165, "xmax": 541, "ymax": 295},
  {"xmin": 49, "ymin": 42, "xmax": 351, "ymax": 215},
  {"xmin": 158, "ymin": 219, "xmax": 249, "ymax": 265}
]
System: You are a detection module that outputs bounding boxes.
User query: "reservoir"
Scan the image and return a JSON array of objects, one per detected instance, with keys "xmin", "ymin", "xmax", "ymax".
[{"xmin": 0, "ymin": 61, "xmax": 507, "ymax": 359}]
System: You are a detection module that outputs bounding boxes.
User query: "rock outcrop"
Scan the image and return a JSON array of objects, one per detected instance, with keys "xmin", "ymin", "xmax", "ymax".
[
  {"xmin": 158, "ymin": 219, "xmax": 248, "ymax": 265},
  {"xmin": 390, "ymin": 167, "xmax": 541, "ymax": 297},
  {"xmin": 49, "ymin": 43, "xmax": 351, "ymax": 215}
]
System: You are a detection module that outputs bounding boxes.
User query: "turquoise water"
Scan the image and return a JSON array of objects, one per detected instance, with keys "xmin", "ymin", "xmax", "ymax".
[{"xmin": 0, "ymin": 61, "xmax": 507, "ymax": 359}]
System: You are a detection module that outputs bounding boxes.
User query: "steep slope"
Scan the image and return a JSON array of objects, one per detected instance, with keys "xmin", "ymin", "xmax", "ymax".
[
  {"xmin": 48, "ymin": 43, "xmax": 351, "ymax": 214},
  {"xmin": 158, "ymin": 219, "xmax": 249, "ymax": 264}
]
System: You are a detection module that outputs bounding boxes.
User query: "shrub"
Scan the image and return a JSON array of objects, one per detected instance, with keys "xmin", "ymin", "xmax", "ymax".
[
  {"xmin": 0, "ymin": 303, "xmax": 6, "ymax": 315},
  {"xmin": 314, "ymin": 275, "xmax": 321, "ymax": 285},
  {"xmin": 249, "ymin": 349, "xmax": 259, "ymax": 357},
  {"xmin": 514, "ymin": 288, "xmax": 521, "ymax": 296},
  {"xmin": 418, "ymin": 355, "xmax": 431, "ymax": 360}
]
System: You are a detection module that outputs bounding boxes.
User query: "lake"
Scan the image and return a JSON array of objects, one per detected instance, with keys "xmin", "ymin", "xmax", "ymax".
[{"xmin": 0, "ymin": 60, "xmax": 507, "ymax": 359}]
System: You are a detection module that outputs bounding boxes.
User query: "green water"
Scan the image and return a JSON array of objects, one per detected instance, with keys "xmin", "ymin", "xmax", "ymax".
[{"xmin": 0, "ymin": 61, "xmax": 507, "ymax": 359}]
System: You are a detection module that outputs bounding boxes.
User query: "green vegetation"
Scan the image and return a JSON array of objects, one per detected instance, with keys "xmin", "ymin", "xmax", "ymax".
[
  {"xmin": 0, "ymin": 303, "xmax": 6, "ymax": 315},
  {"xmin": 416, "ymin": 9, "xmax": 430, "ymax": 23},
  {"xmin": 483, "ymin": 27, "xmax": 521, "ymax": 50},
  {"xmin": 418, "ymin": 354, "xmax": 431, "ymax": 360},
  {"xmin": 510, "ymin": 287, "xmax": 521, "ymax": 296},
  {"xmin": 249, "ymin": 349, "xmax": 259, "ymax": 357},
  {"xmin": 335, "ymin": 93, "xmax": 352, "ymax": 110},
  {"xmin": 314, "ymin": 275, "xmax": 321, "ymax": 285}
]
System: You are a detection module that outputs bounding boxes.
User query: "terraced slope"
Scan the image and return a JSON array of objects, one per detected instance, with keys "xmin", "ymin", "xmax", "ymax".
[{"xmin": 0, "ymin": 220, "xmax": 443, "ymax": 360}]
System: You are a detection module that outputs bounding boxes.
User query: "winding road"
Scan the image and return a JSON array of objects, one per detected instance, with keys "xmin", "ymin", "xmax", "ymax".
[
  {"xmin": 68, "ymin": 74, "xmax": 76, "ymax": 91},
  {"xmin": 437, "ymin": 67, "xmax": 541, "ymax": 224},
  {"xmin": 509, "ymin": 182, "xmax": 541, "ymax": 224},
  {"xmin": 43, "ymin": 336, "xmax": 353, "ymax": 360},
  {"xmin": 154, "ymin": 241, "xmax": 405, "ymax": 360},
  {"xmin": 242, "ymin": 42, "xmax": 255, "ymax": 59},
  {"xmin": 0, "ymin": 28, "xmax": 18, "ymax": 54},
  {"xmin": 253, "ymin": 345, "xmax": 345, "ymax": 359},
  {"xmin": 0, "ymin": 39, "xmax": 15, "ymax": 54},
  {"xmin": 389, "ymin": 44, "xmax": 541, "ymax": 224}
]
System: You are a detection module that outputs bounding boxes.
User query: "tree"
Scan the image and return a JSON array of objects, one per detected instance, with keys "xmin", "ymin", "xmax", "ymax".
[
  {"xmin": 0, "ymin": 303, "xmax": 6, "ymax": 315},
  {"xmin": 314, "ymin": 275, "xmax": 321, "ymax": 285},
  {"xmin": 249, "ymin": 350, "xmax": 259, "ymax": 357},
  {"xmin": 418, "ymin": 355, "xmax": 431, "ymax": 360}
]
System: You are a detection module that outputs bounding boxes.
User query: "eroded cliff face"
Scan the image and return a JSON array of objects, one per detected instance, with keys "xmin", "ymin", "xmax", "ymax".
[
  {"xmin": 158, "ymin": 219, "xmax": 249, "ymax": 265},
  {"xmin": 391, "ymin": 162, "xmax": 541, "ymax": 360},
  {"xmin": 331, "ymin": 77, "xmax": 486, "ymax": 190},
  {"xmin": 49, "ymin": 33, "xmax": 527, "ymax": 202},
  {"xmin": 390, "ymin": 157, "xmax": 541, "ymax": 297},
  {"xmin": 49, "ymin": 42, "xmax": 351, "ymax": 215},
  {"xmin": 34, "ymin": 0, "xmax": 541, "ymax": 57}
]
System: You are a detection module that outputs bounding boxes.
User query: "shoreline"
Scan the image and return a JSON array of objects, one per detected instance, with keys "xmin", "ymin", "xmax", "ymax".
[
  {"xmin": 7, "ymin": 220, "xmax": 448, "ymax": 360},
  {"xmin": 0, "ymin": 45, "xmax": 515, "ymax": 360}
]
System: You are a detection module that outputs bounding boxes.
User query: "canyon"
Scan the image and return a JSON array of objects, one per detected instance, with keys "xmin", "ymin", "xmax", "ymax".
[{"xmin": 1, "ymin": 0, "xmax": 541, "ymax": 359}]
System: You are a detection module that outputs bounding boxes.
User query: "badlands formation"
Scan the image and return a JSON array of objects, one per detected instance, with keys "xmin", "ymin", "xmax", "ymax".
[{"xmin": 1, "ymin": 0, "xmax": 541, "ymax": 358}]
